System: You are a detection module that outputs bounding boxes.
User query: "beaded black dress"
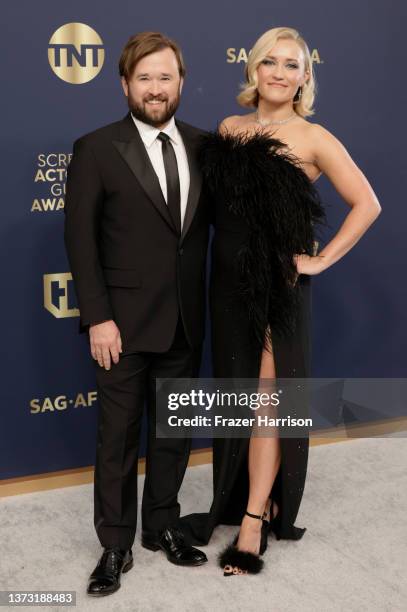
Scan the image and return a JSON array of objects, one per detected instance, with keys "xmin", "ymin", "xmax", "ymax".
[{"xmin": 178, "ymin": 130, "xmax": 326, "ymax": 545}]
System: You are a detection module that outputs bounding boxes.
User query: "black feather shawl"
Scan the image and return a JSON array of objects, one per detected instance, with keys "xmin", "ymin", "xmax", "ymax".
[{"xmin": 199, "ymin": 130, "xmax": 327, "ymax": 343}]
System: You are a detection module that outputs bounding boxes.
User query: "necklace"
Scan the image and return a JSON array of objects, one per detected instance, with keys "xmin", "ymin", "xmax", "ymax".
[{"xmin": 255, "ymin": 110, "xmax": 297, "ymax": 127}]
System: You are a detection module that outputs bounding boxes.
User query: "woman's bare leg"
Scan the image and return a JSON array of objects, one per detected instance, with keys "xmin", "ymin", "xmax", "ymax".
[{"xmin": 226, "ymin": 336, "xmax": 280, "ymax": 573}]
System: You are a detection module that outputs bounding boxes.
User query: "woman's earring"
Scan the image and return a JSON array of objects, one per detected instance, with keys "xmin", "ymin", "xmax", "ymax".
[{"xmin": 293, "ymin": 86, "xmax": 302, "ymax": 103}]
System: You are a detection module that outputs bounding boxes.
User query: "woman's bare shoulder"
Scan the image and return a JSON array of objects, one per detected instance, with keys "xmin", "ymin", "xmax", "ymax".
[
  {"xmin": 306, "ymin": 121, "xmax": 337, "ymax": 142},
  {"xmin": 219, "ymin": 114, "xmax": 255, "ymax": 135},
  {"xmin": 294, "ymin": 121, "xmax": 342, "ymax": 159}
]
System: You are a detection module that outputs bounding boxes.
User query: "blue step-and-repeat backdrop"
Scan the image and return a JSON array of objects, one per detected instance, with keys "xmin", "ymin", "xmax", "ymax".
[{"xmin": 1, "ymin": 0, "xmax": 405, "ymax": 480}]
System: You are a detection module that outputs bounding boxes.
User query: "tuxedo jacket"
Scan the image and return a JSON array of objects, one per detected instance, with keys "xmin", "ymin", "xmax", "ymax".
[{"xmin": 64, "ymin": 112, "xmax": 210, "ymax": 353}]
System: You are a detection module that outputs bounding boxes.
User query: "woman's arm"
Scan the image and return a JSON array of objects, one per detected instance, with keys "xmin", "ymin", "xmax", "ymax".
[{"xmin": 295, "ymin": 124, "xmax": 382, "ymax": 275}]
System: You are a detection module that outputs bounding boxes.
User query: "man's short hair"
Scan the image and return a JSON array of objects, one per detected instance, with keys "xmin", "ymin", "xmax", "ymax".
[{"xmin": 119, "ymin": 31, "xmax": 186, "ymax": 81}]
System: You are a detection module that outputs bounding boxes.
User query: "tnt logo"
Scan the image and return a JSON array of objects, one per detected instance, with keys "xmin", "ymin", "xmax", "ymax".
[
  {"xmin": 44, "ymin": 273, "xmax": 80, "ymax": 318},
  {"xmin": 48, "ymin": 23, "xmax": 104, "ymax": 84}
]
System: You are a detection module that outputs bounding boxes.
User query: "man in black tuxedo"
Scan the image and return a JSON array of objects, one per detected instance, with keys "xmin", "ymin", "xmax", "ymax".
[{"xmin": 64, "ymin": 32, "xmax": 210, "ymax": 597}]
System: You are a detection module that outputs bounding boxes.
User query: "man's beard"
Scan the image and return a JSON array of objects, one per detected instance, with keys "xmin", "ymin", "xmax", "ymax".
[{"xmin": 128, "ymin": 91, "xmax": 181, "ymax": 128}]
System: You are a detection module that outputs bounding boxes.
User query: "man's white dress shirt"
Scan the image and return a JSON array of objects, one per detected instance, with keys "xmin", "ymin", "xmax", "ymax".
[{"xmin": 131, "ymin": 113, "xmax": 190, "ymax": 230}]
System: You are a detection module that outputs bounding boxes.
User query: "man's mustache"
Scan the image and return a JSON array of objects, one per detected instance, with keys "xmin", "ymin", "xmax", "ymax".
[{"xmin": 144, "ymin": 96, "xmax": 168, "ymax": 102}]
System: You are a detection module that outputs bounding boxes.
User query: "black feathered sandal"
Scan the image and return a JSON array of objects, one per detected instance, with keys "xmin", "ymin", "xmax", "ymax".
[{"xmin": 219, "ymin": 510, "xmax": 269, "ymax": 576}]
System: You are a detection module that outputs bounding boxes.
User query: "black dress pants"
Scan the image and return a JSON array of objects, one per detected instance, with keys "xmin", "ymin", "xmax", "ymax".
[{"xmin": 93, "ymin": 317, "xmax": 202, "ymax": 549}]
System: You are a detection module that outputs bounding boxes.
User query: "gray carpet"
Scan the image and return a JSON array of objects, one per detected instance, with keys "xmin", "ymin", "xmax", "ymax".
[{"xmin": 1, "ymin": 438, "xmax": 406, "ymax": 611}]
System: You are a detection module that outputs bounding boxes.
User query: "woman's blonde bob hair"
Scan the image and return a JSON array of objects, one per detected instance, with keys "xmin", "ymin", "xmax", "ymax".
[{"xmin": 237, "ymin": 27, "xmax": 316, "ymax": 117}]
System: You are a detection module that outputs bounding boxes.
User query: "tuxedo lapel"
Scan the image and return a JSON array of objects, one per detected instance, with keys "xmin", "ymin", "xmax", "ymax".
[
  {"xmin": 113, "ymin": 113, "xmax": 176, "ymax": 232},
  {"xmin": 176, "ymin": 120, "xmax": 203, "ymax": 244}
]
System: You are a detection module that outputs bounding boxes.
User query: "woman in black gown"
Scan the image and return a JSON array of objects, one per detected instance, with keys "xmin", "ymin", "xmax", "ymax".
[{"xmin": 179, "ymin": 26, "xmax": 381, "ymax": 575}]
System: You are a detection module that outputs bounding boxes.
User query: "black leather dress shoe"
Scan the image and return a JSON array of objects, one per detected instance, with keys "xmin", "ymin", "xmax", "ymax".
[
  {"xmin": 87, "ymin": 548, "xmax": 133, "ymax": 597},
  {"xmin": 142, "ymin": 526, "xmax": 207, "ymax": 566}
]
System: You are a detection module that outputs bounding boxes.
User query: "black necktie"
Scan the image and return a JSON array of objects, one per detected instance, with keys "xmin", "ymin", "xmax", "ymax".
[{"xmin": 157, "ymin": 132, "xmax": 181, "ymax": 234}]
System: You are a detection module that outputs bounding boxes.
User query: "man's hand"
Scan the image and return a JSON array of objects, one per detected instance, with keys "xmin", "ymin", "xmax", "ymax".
[{"xmin": 89, "ymin": 320, "xmax": 122, "ymax": 370}]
